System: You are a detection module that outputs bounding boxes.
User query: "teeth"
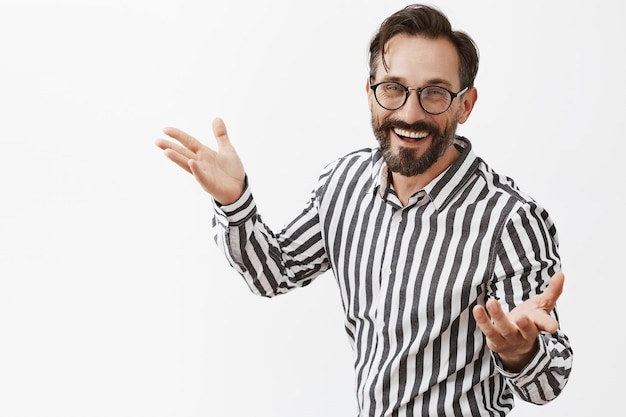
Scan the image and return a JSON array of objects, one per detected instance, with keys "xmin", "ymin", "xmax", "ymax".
[{"xmin": 394, "ymin": 128, "xmax": 428, "ymax": 139}]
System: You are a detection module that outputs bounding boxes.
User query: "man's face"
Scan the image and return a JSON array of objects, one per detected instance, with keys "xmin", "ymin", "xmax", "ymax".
[{"xmin": 368, "ymin": 34, "xmax": 468, "ymax": 177}]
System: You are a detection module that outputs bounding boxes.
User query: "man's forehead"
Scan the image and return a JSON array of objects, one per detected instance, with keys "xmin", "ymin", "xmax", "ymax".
[{"xmin": 376, "ymin": 34, "xmax": 460, "ymax": 85}]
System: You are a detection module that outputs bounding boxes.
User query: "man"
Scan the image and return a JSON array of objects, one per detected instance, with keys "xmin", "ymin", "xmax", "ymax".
[{"xmin": 155, "ymin": 4, "xmax": 572, "ymax": 416}]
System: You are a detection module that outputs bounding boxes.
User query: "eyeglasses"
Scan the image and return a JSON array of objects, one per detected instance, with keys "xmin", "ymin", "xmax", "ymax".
[{"xmin": 370, "ymin": 81, "xmax": 468, "ymax": 115}]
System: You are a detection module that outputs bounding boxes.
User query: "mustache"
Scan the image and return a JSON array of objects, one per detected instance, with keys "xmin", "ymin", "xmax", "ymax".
[{"xmin": 376, "ymin": 119, "xmax": 441, "ymax": 135}]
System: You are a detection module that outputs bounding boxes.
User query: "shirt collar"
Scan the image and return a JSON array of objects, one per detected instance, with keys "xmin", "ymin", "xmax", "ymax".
[{"xmin": 371, "ymin": 136, "xmax": 480, "ymax": 212}]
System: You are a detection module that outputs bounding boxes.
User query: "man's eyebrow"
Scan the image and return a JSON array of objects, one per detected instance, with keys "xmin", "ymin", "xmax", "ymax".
[
  {"xmin": 377, "ymin": 76, "xmax": 455, "ymax": 88},
  {"xmin": 384, "ymin": 76, "xmax": 406, "ymax": 83},
  {"xmin": 426, "ymin": 78, "xmax": 454, "ymax": 88}
]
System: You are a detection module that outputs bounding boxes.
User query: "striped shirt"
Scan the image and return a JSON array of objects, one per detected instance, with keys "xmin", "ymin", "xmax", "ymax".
[{"xmin": 212, "ymin": 137, "xmax": 573, "ymax": 417}]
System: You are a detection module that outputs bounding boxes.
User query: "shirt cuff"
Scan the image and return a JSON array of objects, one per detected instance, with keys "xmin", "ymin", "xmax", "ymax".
[{"xmin": 212, "ymin": 177, "xmax": 257, "ymax": 228}]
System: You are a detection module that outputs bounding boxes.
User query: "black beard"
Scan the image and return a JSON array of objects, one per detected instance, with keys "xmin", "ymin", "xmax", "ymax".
[{"xmin": 372, "ymin": 118, "xmax": 458, "ymax": 177}]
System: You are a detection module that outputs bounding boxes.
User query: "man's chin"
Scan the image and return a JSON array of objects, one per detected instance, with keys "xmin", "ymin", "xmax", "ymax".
[{"xmin": 383, "ymin": 149, "xmax": 432, "ymax": 177}]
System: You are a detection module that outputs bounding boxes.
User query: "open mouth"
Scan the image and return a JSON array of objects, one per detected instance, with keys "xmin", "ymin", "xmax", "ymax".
[{"xmin": 393, "ymin": 127, "xmax": 429, "ymax": 142}]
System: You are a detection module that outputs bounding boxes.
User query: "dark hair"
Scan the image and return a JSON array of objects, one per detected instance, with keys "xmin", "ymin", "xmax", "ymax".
[{"xmin": 368, "ymin": 4, "xmax": 479, "ymax": 88}]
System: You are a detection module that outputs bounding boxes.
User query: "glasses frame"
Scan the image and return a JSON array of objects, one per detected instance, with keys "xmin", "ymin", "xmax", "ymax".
[{"xmin": 370, "ymin": 81, "xmax": 469, "ymax": 115}]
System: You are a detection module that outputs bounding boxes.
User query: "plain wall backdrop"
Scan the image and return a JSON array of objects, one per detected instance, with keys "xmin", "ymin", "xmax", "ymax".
[{"xmin": 1, "ymin": 0, "xmax": 623, "ymax": 416}]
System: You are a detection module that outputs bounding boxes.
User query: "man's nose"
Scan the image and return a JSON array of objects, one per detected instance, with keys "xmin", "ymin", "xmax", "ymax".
[{"xmin": 397, "ymin": 90, "xmax": 428, "ymax": 122}]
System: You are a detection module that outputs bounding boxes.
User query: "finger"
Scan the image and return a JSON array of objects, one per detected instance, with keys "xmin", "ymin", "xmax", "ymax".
[
  {"xmin": 155, "ymin": 138, "xmax": 196, "ymax": 174},
  {"xmin": 485, "ymin": 299, "xmax": 519, "ymax": 338},
  {"xmin": 154, "ymin": 137, "xmax": 172, "ymax": 151},
  {"xmin": 212, "ymin": 117, "xmax": 235, "ymax": 152},
  {"xmin": 485, "ymin": 299, "xmax": 505, "ymax": 323},
  {"xmin": 472, "ymin": 305, "xmax": 499, "ymax": 338},
  {"xmin": 155, "ymin": 138, "xmax": 196, "ymax": 160},
  {"xmin": 535, "ymin": 272, "xmax": 565, "ymax": 314},
  {"xmin": 472, "ymin": 305, "xmax": 490, "ymax": 326},
  {"xmin": 163, "ymin": 148, "xmax": 192, "ymax": 174},
  {"xmin": 538, "ymin": 272, "xmax": 565, "ymax": 312},
  {"xmin": 515, "ymin": 315, "xmax": 540, "ymax": 340},
  {"xmin": 162, "ymin": 126, "xmax": 205, "ymax": 153},
  {"xmin": 528, "ymin": 310, "xmax": 560, "ymax": 334}
]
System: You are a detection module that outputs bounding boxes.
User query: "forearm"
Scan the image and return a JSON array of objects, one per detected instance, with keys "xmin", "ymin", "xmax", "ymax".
[{"xmin": 212, "ymin": 184, "xmax": 329, "ymax": 297}]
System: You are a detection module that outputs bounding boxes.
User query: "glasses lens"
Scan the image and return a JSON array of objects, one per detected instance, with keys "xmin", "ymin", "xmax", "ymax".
[
  {"xmin": 419, "ymin": 86, "xmax": 452, "ymax": 114},
  {"xmin": 374, "ymin": 82, "xmax": 406, "ymax": 110}
]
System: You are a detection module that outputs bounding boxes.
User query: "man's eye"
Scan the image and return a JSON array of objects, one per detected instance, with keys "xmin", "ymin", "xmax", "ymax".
[
  {"xmin": 424, "ymin": 88, "xmax": 446, "ymax": 97},
  {"xmin": 383, "ymin": 83, "xmax": 403, "ymax": 92}
]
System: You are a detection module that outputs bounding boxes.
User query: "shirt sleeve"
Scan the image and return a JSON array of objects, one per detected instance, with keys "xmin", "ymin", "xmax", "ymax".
[
  {"xmin": 211, "ymin": 176, "xmax": 330, "ymax": 298},
  {"xmin": 490, "ymin": 200, "xmax": 573, "ymax": 404}
]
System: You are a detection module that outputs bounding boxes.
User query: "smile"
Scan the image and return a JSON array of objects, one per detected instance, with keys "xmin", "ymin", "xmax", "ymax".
[{"xmin": 393, "ymin": 128, "xmax": 429, "ymax": 141}]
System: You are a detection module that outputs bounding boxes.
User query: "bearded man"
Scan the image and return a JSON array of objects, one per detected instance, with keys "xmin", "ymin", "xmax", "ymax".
[{"xmin": 156, "ymin": 4, "xmax": 573, "ymax": 416}]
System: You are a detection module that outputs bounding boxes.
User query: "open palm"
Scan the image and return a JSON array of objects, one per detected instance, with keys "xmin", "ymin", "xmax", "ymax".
[
  {"xmin": 156, "ymin": 118, "xmax": 245, "ymax": 205},
  {"xmin": 473, "ymin": 272, "xmax": 565, "ymax": 372}
]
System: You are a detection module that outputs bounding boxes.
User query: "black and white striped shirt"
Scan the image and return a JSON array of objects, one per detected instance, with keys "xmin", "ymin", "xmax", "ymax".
[{"xmin": 212, "ymin": 137, "xmax": 573, "ymax": 416}]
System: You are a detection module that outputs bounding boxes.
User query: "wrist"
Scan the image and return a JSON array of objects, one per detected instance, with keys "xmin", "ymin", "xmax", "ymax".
[{"xmin": 497, "ymin": 338, "xmax": 539, "ymax": 373}]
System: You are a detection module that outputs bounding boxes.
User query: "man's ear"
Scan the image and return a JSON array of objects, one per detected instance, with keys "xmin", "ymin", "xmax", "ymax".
[
  {"xmin": 457, "ymin": 87, "xmax": 478, "ymax": 124},
  {"xmin": 365, "ymin": 78, "xmax": 372, "ymax": 94},
  {"xmin": 366, "ymin": 78, "xmax": 374, "ymax": 108}
]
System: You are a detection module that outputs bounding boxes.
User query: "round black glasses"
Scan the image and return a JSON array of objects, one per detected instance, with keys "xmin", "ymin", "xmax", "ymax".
[{"xmin": 370, "ymin": 81, "xmax": 468, "ymax": 115}]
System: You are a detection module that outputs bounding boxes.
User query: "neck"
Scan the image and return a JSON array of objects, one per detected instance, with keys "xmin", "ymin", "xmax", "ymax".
[{"xmin": 391, "ymin": 144, "xmax": 460, "ymax": 205}]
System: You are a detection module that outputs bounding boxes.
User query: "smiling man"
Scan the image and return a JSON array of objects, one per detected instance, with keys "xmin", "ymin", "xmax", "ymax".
[
  {"xmin": 369, "ymin": 32, "xmax": 475, "ymax": 203},
  {"xmin": 156, "ymin": 4, "xmax": 573, "ymax": 416}
]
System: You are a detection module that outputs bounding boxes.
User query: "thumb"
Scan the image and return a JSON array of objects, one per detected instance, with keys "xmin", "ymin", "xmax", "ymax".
[
  {"xmin": 212, "ymin": 117, "xmax": 234, "ymax": 151},
  {"xmin": 540, "ymin": 272, "xmax": 565, "ymax": 311}
]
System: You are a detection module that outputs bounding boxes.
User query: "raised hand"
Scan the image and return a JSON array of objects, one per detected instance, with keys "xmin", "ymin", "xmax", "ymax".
[
  {"xmin": 155, "ymin": 118, "xmax": 246, "ymax": 205},
  {"xmin": 472, "ymin": 272, "xmax": 565, "ymax": 372}
]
